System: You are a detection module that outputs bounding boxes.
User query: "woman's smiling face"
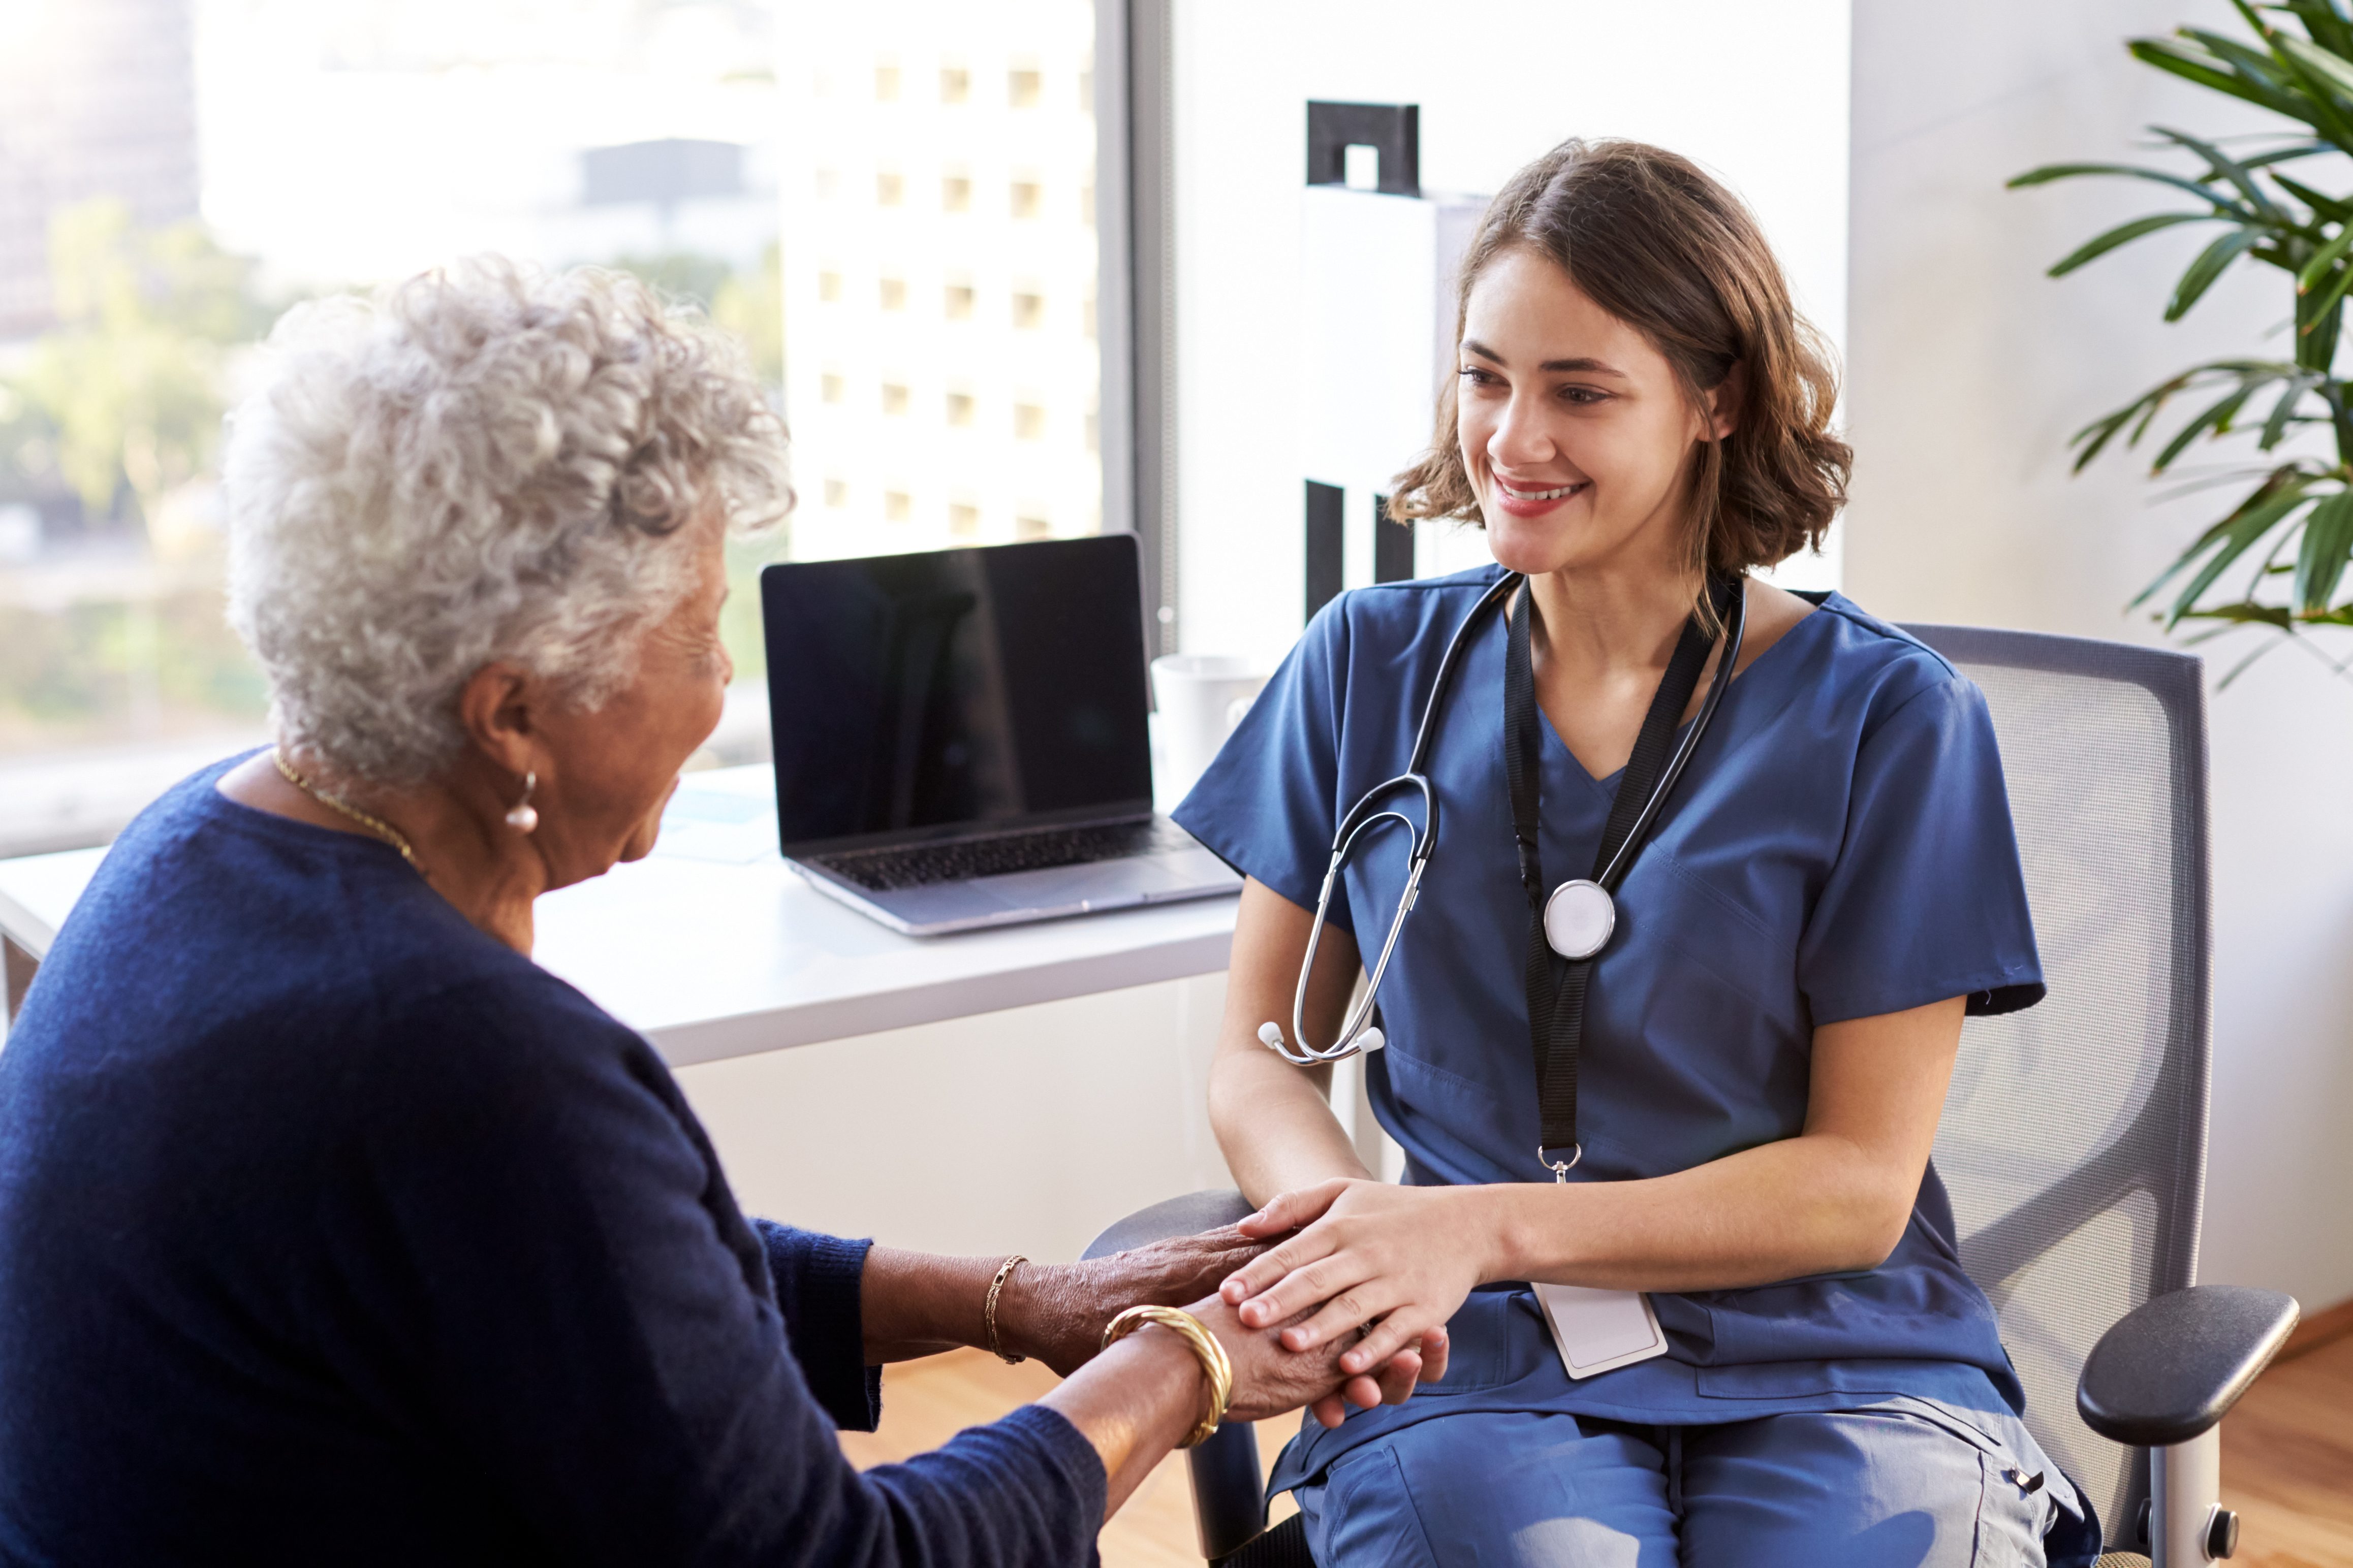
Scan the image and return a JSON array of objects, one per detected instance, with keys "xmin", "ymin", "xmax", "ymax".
[{"xmin": 1455, "ymin": 245, "xmax": 1732, "ymax": 579}]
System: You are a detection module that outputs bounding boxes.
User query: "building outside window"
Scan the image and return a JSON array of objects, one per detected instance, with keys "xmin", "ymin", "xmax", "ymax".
[
  {"xmin": 776, "ymin": 0, "xmax": 1101, "ymax": 563},
  {"xmin": 0, "ymin": 0, "xmax": 1111, "ymax": 855}
]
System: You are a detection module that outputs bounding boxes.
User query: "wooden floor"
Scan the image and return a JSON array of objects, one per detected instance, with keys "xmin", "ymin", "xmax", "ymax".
[
  {"xmin": 840, "ymin": 1332, "xmax": 2353, "ymax": 1567},
  {"xmin": 2220, "ymin": 1326, "xmax": 2353, "ymax": 1568}
]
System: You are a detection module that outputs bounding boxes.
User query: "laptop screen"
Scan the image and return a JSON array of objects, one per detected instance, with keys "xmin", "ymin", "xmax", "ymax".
[{"xmin": 761, "ymin": 535, "xmax": 1154, "ymax": 850}]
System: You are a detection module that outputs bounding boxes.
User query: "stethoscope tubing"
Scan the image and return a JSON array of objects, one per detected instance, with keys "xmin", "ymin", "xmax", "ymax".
[
  {"xmin": 1269, "ymin": 573, "xmax": 1519, "ymax": 1065},
  {"xmin": 1263, "ymin": 570, "xmax": 1744, "ymax": 1068}
]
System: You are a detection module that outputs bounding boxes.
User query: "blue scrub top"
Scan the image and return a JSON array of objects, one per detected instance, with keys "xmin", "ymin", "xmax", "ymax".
[{"xmin": 1174, "ymin": 566, "xmax": 2050, "ymax": 1476}]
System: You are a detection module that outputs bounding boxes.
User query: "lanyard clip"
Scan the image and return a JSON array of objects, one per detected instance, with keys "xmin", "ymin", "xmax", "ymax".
[
  {"xmin": 1538, "ymin": 1143, "xmax": 1582, "ymax": 1183},
  {"xmin": 1514, "ymin": 834, "xmax": 1544, "ymax": 899}
]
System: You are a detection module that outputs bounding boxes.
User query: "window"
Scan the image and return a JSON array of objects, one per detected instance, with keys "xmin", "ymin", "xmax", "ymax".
[
  {"xmin": 825, "ymin": 478, "xmax": 850, "ymax": 508},
  {"xmin": 881, "ymin": 383, "xmax": 909, "ymax": 415},
  {"xmin": 816, "ymin": 168, "xmax": 839, "ymax": 200},
  {"xmin": 780, "ymin": 3, "xmax": 1106, "ymax": 564},
  {"xmin": 822, "ymin": 373, "xmax": 846, "ymax": 404},
  {"xmin": 874, "ymin": 63, "xmax": 900, "ymax": 101},
  {"xmin": 884, "ymin": 490, "xmax": 912, "ymax": 521},
  {"xmin": 819, "ymin": 270, "xmax": 843, "ymax": 302},
  {"xmin": 875, "ymin": 171, "xmax": 903, "ymax": 207}
]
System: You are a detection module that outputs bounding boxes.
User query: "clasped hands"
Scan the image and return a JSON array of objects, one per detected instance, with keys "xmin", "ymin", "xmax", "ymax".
[{"xmin": 1020, "ymin": 1178, "xmax": 1473, "ymax": 1428}]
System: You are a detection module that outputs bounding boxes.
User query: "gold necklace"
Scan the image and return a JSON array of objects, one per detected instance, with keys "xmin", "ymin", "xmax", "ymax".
[{"xmin": 273, "ymin": 750, "xmax": 424, "ymax": 876}]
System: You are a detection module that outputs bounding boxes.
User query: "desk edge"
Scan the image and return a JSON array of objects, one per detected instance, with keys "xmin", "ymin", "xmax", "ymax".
[{"xmin": 0, "ymin": 884, "xmax": 57, "ymax": 961}]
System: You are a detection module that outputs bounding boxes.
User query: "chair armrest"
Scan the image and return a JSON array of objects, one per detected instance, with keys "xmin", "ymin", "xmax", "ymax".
[
  {"xmin": 1081, "ymin": 1189, "xmax": 1256, "ymax": 1261},
  {"xmin": 2077, "ymin": 1285, "xmax": 2299, "ymax": 1447}
]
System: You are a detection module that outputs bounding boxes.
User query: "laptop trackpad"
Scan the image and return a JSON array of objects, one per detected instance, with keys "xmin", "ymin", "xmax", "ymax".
[{"xmin": 977, "ymin": 855, "xmax": 1190, "ymax": 906}]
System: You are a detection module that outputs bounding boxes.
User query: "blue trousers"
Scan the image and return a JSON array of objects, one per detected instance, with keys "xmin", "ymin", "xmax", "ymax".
[{"xmin": 1294, "ymin": 1405, "xmax": 2062, "ymax": 1567}]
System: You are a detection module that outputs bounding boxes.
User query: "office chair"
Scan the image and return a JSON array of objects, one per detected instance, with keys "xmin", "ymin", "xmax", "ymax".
[{"xmin": 1083, "ymin": 625, "xmax": 2298, "ymax": 1568}]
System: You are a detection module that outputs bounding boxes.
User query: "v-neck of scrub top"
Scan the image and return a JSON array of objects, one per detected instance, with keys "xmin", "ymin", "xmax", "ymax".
[
  {"xmin": 1174, "ymin": 565, "xmax": 2050, "ymax": 1483},
  {"xmin": 1538, "ymin": 596, "xmax": 1822, "ymax": 798}
]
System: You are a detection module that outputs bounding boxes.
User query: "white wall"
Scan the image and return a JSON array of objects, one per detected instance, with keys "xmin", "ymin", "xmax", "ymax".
[
  {"xmin": 1168, "ymin": 0, "xmax": 1853, "ymax": 670},
  {"xmin": 1848, "ymin": 0, "xmax": 2353, "ymax": 1309}
]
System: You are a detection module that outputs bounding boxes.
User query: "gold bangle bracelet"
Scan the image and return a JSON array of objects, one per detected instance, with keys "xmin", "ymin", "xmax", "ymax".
[
  {"xmin": 984, "ymin": 1255, "xmax": 1027, "ymax": 1365},
  {"xmin": 1100, "ymin": 1305, "xmax": 1233, "ymax": 1448}
]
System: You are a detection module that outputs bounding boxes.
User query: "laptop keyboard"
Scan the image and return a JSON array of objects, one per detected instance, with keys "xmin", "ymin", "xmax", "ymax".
[{"xmin": 809, "ymin": 819, "xmax": 1191, "ymax": 892}]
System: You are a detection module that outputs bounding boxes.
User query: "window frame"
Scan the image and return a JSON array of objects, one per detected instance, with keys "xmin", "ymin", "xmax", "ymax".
[{"xmin": 1093, "ymin": 0, "xmax": 1177, "ymax": 657}]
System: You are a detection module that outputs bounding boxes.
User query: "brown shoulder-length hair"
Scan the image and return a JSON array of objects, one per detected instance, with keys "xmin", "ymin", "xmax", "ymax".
[{"xmin": 1389, "ymin": 139, "xmax": 1849, "ymax": 581}]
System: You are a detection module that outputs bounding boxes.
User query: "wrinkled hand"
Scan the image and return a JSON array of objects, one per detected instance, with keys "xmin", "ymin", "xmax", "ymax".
[
  {"xmin": 1004, "ymin": 1226, "xmax": 1271, "ymax": 1376},
  {"xmin": 1220, "ymin": 1178, "xmax": 1479, "ymax": 1426},
  {"xmin": 1005, "ymin": 1224, "xmax": 1447, "ymax": 1426},
  {"xmin": 1184, "ymin": 1292, "xmax": 1434, "ymax": 1426}
]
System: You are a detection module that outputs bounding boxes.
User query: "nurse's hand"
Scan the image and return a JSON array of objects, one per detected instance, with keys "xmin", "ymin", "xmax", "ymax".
[{"xmin": 1221, "ymin": 1178, "xmax": 1484, "ymax": 1425}]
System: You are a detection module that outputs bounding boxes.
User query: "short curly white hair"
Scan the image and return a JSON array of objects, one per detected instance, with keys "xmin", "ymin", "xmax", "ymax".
[{"xmin": 224, "ymin": 259, "xmax": 791, "ymax": 785}]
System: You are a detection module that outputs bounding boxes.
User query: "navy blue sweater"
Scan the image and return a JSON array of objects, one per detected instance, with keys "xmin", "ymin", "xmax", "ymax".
[{"xmin": 0, "ymin": 761, "xmax": 1104, "ymax": 1565}]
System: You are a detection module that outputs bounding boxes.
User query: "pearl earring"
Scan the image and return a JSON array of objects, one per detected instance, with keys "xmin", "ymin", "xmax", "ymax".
[{"xmin": 505, "ymin": 771, "xmax": 539, "ymax": 834}]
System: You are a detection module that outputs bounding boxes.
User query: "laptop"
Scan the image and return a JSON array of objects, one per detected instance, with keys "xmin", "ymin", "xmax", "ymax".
[{"xmin": 760, "ymin": 534, "xmax": 1242, "ymax": 936}]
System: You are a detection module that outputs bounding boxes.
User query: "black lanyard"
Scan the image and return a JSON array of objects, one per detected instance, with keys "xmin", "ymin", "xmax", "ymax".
[{"xmin": 1502, "ymin": 577, "xmax": 1739, "ymax": 1176}]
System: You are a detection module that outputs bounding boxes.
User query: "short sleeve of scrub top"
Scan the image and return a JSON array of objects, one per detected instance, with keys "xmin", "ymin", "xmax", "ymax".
[{"xmin": 1173, "ymin": 569, "xmax": 2054, "ymax": 1452}]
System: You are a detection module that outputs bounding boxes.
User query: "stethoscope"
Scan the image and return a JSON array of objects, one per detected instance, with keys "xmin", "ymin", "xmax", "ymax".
[{"xmin": 1257, "ymin": 570, "xmax": 1746, "ymax": 1066}]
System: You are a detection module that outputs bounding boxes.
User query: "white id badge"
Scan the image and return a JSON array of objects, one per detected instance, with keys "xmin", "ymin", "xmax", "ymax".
[{"xmin": 1534, "ymin": 1283, "xmax": 1670, "ymax": 1380}]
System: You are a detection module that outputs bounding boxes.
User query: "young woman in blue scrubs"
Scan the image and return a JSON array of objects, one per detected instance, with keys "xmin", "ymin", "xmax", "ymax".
[{"xmin": 1174, "ymin": 140, "xmax": 2099, "ymax": 1566}]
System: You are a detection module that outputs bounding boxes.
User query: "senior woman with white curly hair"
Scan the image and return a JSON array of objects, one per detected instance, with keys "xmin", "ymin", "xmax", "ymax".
[{"xmin": 0, "ymin": 263, "xmax": 1438, "ymax": 1566}]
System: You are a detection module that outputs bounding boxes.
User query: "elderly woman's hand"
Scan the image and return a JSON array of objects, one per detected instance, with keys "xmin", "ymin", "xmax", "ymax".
[
  {"xmin": 1002, "ymin": 1229, "xmax": 1449, "ymax": 1424},
  {"xmin": 1185, "ymin": 1292, "xmax": 1437, "ymax": 1425},
  {"xmin": 1003, "ymin": 1225, "xmax": 1270, "ymax": 1375}
]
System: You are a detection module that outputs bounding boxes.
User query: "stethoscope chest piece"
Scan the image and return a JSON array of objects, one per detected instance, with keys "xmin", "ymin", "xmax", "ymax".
[{"xmin": 1542, "ymin": 878, "xmax": 1616, "ymax": 961}]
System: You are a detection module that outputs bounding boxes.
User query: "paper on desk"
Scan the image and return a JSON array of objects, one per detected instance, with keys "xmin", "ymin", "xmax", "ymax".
[{"xmin": 653, "ymin": 780, "xmax": 779, "ymax": 865}]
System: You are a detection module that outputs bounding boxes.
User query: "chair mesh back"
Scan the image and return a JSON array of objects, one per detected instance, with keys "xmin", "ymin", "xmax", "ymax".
[{"xmin": 1904, "ymin": 625, "xmax": 2211, "ymax": 1540}]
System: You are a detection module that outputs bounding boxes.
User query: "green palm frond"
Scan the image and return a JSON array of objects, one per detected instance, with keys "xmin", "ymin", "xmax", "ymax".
[{"xmin": 2021, "ymin": 1, "xmax": 2353, "ymax": 659}]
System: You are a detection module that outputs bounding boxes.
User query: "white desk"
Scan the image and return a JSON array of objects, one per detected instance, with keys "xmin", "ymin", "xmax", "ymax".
[{"xmin": 0, "ymin": 766, "xmax": 1242, "ymax": 1063}]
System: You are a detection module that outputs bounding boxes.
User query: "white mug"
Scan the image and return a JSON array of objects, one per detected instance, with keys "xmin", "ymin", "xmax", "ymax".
[{"xmin": 1151, "ymin": 655, "xmax": 1268, "ymax": 804}]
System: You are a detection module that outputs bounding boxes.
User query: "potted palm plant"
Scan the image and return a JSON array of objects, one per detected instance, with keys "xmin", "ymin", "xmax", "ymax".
[{"xmin": 2011, "ymin": 0, "xmax": 2353, "ymax": 680}]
